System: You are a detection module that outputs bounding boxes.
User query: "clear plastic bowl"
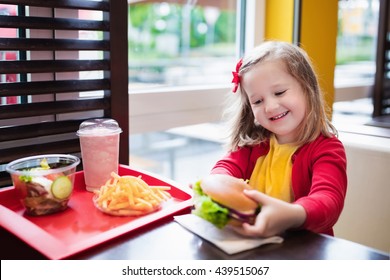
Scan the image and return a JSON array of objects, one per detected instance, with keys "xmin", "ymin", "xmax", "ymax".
[{"xmin": 6, "ymin": 154, "xmax": 80, "ymax": 216}]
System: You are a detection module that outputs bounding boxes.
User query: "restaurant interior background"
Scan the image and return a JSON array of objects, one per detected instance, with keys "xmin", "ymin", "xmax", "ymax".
[{"xmin": 1, "ymin": 0, "xmax": 389, "ymax": 254}]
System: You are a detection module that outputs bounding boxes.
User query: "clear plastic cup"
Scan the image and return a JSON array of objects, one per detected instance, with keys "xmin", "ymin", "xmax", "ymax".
[{"xmin": 77, "ymin": 118, "xmax": 122, "ymax": 192}]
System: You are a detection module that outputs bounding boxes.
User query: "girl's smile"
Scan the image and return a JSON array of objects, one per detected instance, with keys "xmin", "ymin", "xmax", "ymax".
[
  {"xmin": 242, "ymin": 59, "xmax": 307, "ymax": 144},
  {"xmin": 269, "ymin": 111, "xmax": 289, "ymax": 121}
]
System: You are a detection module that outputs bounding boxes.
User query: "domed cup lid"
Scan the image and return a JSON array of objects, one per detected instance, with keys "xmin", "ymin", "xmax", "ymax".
[{"xmin": 76, "ymin": 118, "xmax": 122, "ymax": 136}]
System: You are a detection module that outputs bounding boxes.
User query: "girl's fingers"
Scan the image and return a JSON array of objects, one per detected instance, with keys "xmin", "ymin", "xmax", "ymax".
[
  {"xmin": 243, "ymin": 189, "xmax": 268, "ymax": 204},
  {"xmin": 241, "ymin": 221, "xmax": 267, "ymax": 237}
]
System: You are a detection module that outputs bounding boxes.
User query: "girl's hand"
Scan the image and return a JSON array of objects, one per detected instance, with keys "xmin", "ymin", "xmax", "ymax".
[{"xmin": 231, "ymin": 189, "xmax": 307, "ymax": 237}]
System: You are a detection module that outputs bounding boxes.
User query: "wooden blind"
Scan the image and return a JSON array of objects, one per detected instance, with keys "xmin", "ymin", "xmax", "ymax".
[
  {"xmin": 0, "ymin": 0, "xmax": 129, "ymax": 187},
  {"xmin": 373, "ymin": 0, "xmax": 390, "ymax": 118}
]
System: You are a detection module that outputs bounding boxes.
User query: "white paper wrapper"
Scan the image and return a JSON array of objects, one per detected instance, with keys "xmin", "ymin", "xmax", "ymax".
[{"xmin": 174, "ymin": 214, "xmax": 283, "ymax": 255}]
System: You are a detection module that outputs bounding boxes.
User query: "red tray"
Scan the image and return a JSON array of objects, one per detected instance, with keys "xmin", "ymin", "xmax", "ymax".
[{"xmin": 0, "ymin": 165, "xmax": 193, "ymax": 259}]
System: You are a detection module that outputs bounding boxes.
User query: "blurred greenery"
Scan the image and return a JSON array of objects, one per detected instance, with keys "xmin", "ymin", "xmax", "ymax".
[
  {"xmin": 336, "ymin": 0, "xmax": 377, "ymax": 65},
  {"xmin": 336, "ymin": 34, "xmax": 376, "ymax": 65},
  {"xmin": 127, "ymin": 0, "xmax": 377, "ymax": 83},
  {"xmin": 128, "ymin": 3, "xmax": 236, "ymax": 61}
]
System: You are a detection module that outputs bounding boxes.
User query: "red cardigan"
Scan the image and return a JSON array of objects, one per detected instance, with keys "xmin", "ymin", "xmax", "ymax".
[{"xmin": 211, "ymin": 134, "xmax": 347, "ymax": 236}]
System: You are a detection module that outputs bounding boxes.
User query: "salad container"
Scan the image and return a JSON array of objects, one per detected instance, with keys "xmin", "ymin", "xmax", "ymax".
[{"xmin": 6, "ymin": 154, "xmax": 80, "ymax": 216}]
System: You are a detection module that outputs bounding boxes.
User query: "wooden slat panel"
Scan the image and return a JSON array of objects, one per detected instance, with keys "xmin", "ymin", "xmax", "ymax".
[
  {"xmin": 0, "ymin": 60, "xmax": 109, "ymax": 74},
  {"xmin": 0, "ymin": 38, "xmax": 109, "ymax": 51},
  {"xmin": 385, "ymin": 40, "xmax": 390, "ymax": 51},
  {"xmin": 0, "ymin": 120, "xmax": 83, "ymax": 142},
  {"xmin": 0, "ymin": 99, "xmax": 110, "ymax": 119},
  {"xmin": 373, "ymin": 0, "xmax": 389, "ymax": 117},
  {"xmin": 0, "ymin": 0, "xmax": 110, "ymax": 11},
  {"xmin": 0, "ymin": 15, "xmax": 109, "ymax": 31},
  {"xmin": 109, "ymin": 0, "xmax": 129, "ymax": 164},
  {"xmin": 0, "ymin": 79, "xmax": 110, "ymax": 97},
  {"xmin": 0, "ymin": 139, "xmax": 82, "ymax": 165}
]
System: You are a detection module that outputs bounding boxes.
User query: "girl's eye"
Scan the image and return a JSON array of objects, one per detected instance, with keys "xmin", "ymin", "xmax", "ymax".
[
  {"xmin": 252, "ymin": 99, "xmax": 262, "ymax": 105},
  {"xmin": 275, "ymin": 90, "xmax": 287, "ymax": 96}
]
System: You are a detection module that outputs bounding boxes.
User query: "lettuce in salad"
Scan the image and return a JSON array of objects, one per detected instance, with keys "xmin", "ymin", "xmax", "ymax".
[{"xmin": 19, "ymin": 158, "xmax": 50, "ymax": 183}]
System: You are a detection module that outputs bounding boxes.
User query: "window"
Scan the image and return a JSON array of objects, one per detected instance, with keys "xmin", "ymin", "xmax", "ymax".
[
  {"xmin": 128, "ymin": 0, "xmax": 263, "ymax": 184},
  {"xmin": 128, "ymin": 0, "xmax": 238, "ymax": 90},
  {"xmin": 333, "ymin": 0, "xmax": 380, "ymax": 124},
  {"xmin": 336, "ymin": 0, "xmax": 379, "ymax": 87},
  {"xmin": 128, "ymin": 0, "xmax": 252, "ymax": 134}
]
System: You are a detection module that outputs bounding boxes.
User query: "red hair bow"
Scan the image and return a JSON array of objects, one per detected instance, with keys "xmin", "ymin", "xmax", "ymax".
[{"xmin": 231, "ymin": 58, "xmax": 243, "ymax": 93}]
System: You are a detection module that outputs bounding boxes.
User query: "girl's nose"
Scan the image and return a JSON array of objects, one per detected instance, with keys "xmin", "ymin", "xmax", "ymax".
[{"xmin": 265, "ymin": 99, "xmax": 279, "ymax": 113}]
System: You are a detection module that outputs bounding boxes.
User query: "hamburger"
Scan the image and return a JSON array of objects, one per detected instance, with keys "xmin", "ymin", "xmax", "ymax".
[{"xmin": 192, "ymin": 174, "xmax": 260, "ymax": 228}]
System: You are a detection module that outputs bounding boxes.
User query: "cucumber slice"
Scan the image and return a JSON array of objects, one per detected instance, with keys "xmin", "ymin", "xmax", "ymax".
[{"xmin": 51, "ymin": 176, "xmax": 72, "ymax": 199}]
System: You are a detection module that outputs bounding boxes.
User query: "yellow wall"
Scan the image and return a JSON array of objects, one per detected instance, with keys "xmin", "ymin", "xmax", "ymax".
[
  {"xmin": 265, "ymin": 0, "xmax": 294, "ymax": 42},
  {"xmin": 300, "ymin": 0, "xmax": 338, "ymax": 115},
  {"xmin": 265, "ymin": 0, "xmax": 339, "ymax": 116}
]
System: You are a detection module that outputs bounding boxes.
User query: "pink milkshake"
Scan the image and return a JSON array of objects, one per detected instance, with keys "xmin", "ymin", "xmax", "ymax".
[{"xmin": 77, "ymin": 119, "xmax": 122, "ymax": 192}]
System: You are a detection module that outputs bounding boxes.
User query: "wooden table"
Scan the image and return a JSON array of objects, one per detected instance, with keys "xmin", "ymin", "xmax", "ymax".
[{"xmin": 1, "ymin": 208, "xmax": 388, "ymax": 260}]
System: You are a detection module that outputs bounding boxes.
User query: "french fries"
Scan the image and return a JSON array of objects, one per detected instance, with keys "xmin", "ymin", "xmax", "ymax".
[{"xmin": 93, "ymin": 172, "xmax": 172, "ymax": 216}]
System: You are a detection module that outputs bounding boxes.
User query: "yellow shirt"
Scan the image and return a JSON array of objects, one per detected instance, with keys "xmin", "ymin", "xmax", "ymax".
[{"xmin": 249, "ymin": 136, "xmax": 298, "ymax": 202}]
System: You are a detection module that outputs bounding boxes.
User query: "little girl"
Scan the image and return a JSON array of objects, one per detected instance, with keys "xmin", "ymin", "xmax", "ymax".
[{"xmin": 209, "ymin": 41, "xmax": 347, "ymax": 237}]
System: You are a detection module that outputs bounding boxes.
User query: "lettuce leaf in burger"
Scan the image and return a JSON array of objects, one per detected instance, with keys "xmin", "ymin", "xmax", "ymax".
[{"xmin": 192, "ymin": 174, "xmax": 261, "ymax": 229}]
